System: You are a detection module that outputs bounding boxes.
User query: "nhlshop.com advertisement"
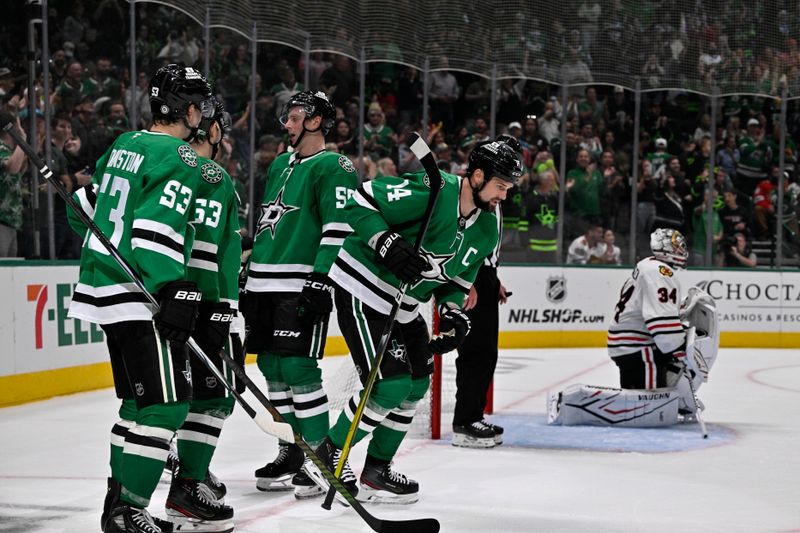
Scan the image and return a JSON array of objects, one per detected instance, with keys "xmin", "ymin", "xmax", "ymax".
[{"xmin": 498, "ymin": 265, "xmax": 800, "ymax": 341}]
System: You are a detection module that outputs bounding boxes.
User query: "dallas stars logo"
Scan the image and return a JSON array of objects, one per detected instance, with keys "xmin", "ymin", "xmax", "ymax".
[
  {"xmin": 387, "ymin": 339, "xmax": 406, "ymax": 362},
  {"xmin": 535, "ymin": 204, "xmax": 557, "ymax": 229},
  {"xmin": 414, "ymin": 248, "xmax": 455, "ymax": 287},
  {"xmin": 182, "ymin": 359, "xmax": 192, "ymax": 386},
  {"xmin": 256, "ymin": 188, "xmax": 298, "ymax": 238}
]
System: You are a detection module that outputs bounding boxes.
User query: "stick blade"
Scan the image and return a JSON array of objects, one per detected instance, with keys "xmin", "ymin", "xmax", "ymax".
[
  {"xmin": 253, "ymin": 413, "xmax": 295, "ymax": 442},
  {"xmin": 378, "ymin": 517, "xmax": 440, "ymax": 533}
]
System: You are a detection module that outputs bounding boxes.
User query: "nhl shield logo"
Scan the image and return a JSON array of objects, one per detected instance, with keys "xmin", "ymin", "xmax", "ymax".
[
  {"xmin": 546, "ymin": 275, "xmax": 566, "ymax": 303},
  {"xmin": 135, "ymin": 383, "xmax": 144, "ymax": 396}
]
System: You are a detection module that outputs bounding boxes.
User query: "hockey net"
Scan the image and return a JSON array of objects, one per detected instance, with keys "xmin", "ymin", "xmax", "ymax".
[{"xmin": 324, "ymin": 301, "xmax": 468, "ymax": 439}]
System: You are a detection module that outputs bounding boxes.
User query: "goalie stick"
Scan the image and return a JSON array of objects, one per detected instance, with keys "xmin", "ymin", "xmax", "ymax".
[
  {"xmin": 683, "ymin": 328, "xmax": 709, "ymax": 439},
  {"xmin": 4, "ymin": 123, "xmax": 440, "ymax": 533},
  {"xmin": 321, "ymin": 133, "xmax": 443, "ymax": 515}
]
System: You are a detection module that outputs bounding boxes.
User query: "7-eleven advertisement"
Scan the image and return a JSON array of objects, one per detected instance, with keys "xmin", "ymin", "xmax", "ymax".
[{"xmin": 1, "ymin": 264, "xmax": 109, "ymax": 377}]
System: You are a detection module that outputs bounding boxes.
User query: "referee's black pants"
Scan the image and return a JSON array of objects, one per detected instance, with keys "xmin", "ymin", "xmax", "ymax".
[{"xmin": 453, "ymin": 265, "xmax": 499, "ymax": 426}]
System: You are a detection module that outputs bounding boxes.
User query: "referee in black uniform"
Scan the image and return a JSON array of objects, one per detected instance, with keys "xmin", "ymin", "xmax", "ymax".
[{"xmin": 452, "ymin": 195, "xmax": 510, "ymax": 447}]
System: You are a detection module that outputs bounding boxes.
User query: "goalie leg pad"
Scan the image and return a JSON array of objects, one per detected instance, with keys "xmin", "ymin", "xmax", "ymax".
[{"xmin": 547, "ymin": 384, "xmax": 679, "ymax": 427}]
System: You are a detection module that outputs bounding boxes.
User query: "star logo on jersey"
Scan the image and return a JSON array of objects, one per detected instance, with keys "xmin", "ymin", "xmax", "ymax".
[
  {"xmin": 255, "ymin": 188, "xmax": 298, "ymax": 239},
  {"xmin": 201, "ymin": 162, "xmax": 222, "ymax": 183},
  {"xmin": 338, "ymin": 155, "xmax": 355, "ymax": 173},
  {"xmin": 177, "ymin": 144, "xmax": 198, "ymax": 167},
  {"xmin": 535, "ymin": 204, "xmax": 557, "ymax": 229},
  {"xmin": 546, "ymin": 275, "xmax": 566, "ymax": 303},
  {"xmin": 414, "ymin": 248, "xmax": 455, "ymax": 287},
  {"xmin": 387, "ymin": 339, "xmax": 407, "ymax": 362}
]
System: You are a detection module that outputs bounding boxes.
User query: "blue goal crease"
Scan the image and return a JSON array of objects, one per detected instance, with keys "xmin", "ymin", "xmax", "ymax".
[{"xmin": 435, "ymin": 414, "xmax": 736, "ymax": 454}]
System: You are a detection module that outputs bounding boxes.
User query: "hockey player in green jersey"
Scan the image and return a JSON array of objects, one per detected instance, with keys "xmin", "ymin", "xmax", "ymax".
[
  {"xmin": 304, "ymin": 140, "xmax": 522, "ymax": 503},
  {"xmin": 164, "ymin": 97, "xmax": 240, "ymax": 532},
  {"xmin": 67, "ymin": 64, "xmax": 213, "ymax": 533},
  {"xmin": 242, "ymin": 91, "xmax": 358, "ymax": 497}
]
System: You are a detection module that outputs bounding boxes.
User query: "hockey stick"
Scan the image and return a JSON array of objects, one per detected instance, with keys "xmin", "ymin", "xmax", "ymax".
[
  {"xmin": 2, "ymin": 123, "xmax": 293, "ymax": 442},
  {"xmin": 5, "ymin": 123, "xmax": 439, "ymax": 533},
  {"xmin": 321, "ymin": 133, "xmax": 443, "ymax": 513},
  {"xmin": 681, "ymin": 327, "xmax": 708, "ymax": 438}
]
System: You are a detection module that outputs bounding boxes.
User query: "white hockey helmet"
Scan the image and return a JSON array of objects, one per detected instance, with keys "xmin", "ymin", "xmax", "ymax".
[{"xmin": 650, "ymin": 228, "xmax": 688, "ymax": 268}]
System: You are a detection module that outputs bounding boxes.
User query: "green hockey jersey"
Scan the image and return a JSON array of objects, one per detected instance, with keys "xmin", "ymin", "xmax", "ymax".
[
  {"xmin": 245, "ymin": 150, "xmax": 359, "ymax": 293},
  {"xmin": 186, "ymin": 158, "xmax": 241, "ymax": 309},
  {"xmin": 328, "ymin": 170, "xmax": 499, "ymax": 323},
  {"xmin": 736, "ymin": 135, "xmax": 772, "ymax": 179},
  {"xmin": 68, "ymin": 130, "xmax": 204, "ymax": 324}
]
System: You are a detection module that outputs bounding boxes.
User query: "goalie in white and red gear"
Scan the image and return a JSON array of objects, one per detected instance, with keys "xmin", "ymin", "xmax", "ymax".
[
  {"xmin": 547, "ymin": 229, "xmax": 723, "ymax": 428},
  {"xmin": 607, "ymin": 228, "xmax": 688, "ymax": 389}
]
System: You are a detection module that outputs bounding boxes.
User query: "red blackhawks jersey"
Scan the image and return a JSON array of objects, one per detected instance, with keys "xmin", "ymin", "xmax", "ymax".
[{"xmin": 607, "ymin": 257, "xmax": 685, "ymax": 359}]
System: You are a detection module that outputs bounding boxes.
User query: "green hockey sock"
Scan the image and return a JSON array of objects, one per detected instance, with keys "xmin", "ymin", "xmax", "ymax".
[
  {"xmin": 119, "ymin": 401, "xmax": 188, "ymax": 508},
  {"xmin": 177, "ymin": 397, "xmax": 233, "ymax": 480},
  {"xmin": 110, "ymin": 399, "xmax": 137, "ymax": 481}
]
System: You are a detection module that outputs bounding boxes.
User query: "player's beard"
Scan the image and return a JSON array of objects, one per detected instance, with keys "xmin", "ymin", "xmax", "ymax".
[{"xmin": 472, "ymin": 186, "xmax": 496, "ymax": 212}]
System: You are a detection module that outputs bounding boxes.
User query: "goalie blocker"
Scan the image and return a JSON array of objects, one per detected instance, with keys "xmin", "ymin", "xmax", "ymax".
[{"xmin": 548, "ymin": 287, "xmax": 719, "ymax": 428}]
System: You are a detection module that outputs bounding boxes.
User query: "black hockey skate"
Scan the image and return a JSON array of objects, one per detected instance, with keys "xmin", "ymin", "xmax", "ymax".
[
  {"xmin": 302, "ymin": 437, "xmax": 359, "ymax": 505},
  {"xmin": 479, "ymin": 419, "xmax": 504, "ymax": 445},
  {"xmin": 102, "ymin": 478, "xmax": 173, "ymax": 533},
  {"xmin": 255, "ymin": 443, "xmax": 304, "ymax": 491},
  {"xmin": 358, "ymin": 456, "xmax": 419, "ymax": 504},
  {"xmin": 202, "ymin": 469, "xmax": 227, "ymax": 502},
  {"xmin": 164, "ymin": 446, "xmax": 180, "ymax": 477},
  {"xmin": 106, "ymin": 503, "xmax": 170, "ymax": 533},
  {"xmin": 291, "ymin": 467, "xmax": 324, "ymax": 499},
  {"xmin": 452, "ymin": 421, "xmax": 496, "ymax": 448},
  {"xmin": 165, "ymin": 477, "xmax": 234, "ymax": 533}
]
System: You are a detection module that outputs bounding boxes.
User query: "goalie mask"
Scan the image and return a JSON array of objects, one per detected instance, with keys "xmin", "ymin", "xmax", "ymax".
[{"xmin": 650, "ymin": 228, "xmax": 688, "ymax": 268}]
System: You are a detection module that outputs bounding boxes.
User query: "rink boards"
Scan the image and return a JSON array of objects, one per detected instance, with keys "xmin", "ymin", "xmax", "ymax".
[{"xmin": 2, "ymin": 261, "xmax": 799, "ymax": 406}]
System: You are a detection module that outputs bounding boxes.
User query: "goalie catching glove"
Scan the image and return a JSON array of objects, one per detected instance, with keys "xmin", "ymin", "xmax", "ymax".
[
  {"xmin": 297, "ymin": 272, "xmax": 334, "ymax": 325},
  {"xmin": 428, "ymin": 307, "xmax": 471, "ymax": 354},
  {"xmin": 374, "ymin": 231, "xmax": 429, "ymax": 284},
  {"xmin": 154, "ymin": 281, "xmax": 202, "ymax": 343}
]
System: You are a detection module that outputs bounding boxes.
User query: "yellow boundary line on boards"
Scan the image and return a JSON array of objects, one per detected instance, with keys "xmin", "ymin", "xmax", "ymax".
[{"xmin": 2, "ymin": 331, "xmax": 798, "ymax": 408}]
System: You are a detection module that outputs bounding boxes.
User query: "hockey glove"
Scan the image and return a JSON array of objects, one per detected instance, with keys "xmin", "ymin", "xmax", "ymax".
[
  {"xmin": 195, "ymin": 301, "xmax": 235, "ymax": 355},
  {"xmin": 374, "ymin": 231, "xmax": 429, "ymax": 284},
  {"xmin": 428, "ymin": 307, "xmax": 472, "ymax": 354},
  {"xmin": 154, "ymin": 281, "xmax": 202, "ymax": 343},
  {"xmin": 297, "ymin": 272, "xmax": 334, "ymax": 325}
]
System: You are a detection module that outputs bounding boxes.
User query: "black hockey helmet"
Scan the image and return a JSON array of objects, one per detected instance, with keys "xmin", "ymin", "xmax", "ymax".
[
  {"xmin": 467, "ymin": 140, "xmax": 523, "ymax": 185},
  {"xmin": 195, "ymin": 96, "xmax": 231, "ymax": 141},
  {"xmin": 495, "ymin": 133, "xmax": 522, "ymax": 154},
  {"xmin": 149, "ymin": 64, "xmax": 213, "ymax": 123},
  {"xmin": 279, "ymin": 90, "xmax": 336, "ymax": 136}
]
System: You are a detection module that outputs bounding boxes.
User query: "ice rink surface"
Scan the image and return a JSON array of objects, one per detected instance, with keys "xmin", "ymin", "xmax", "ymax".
[{"xmin": 1, "ymin": 347, "xmax": 799, "ymax": 533}]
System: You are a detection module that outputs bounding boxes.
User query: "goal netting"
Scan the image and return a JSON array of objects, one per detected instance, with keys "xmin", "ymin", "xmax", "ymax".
[{"xmin": 324, "ymin": 301, "xmax": 467, "ymax": 440}]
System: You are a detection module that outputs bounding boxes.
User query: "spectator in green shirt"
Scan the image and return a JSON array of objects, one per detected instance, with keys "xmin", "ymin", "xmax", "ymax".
[
  {"xmin": 363, "ymin": 103, "xmax": 396, "ymax": 159},
  {"xmin": 566, "ymin": 148, "xmax": 605, "ymax": 236}
]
